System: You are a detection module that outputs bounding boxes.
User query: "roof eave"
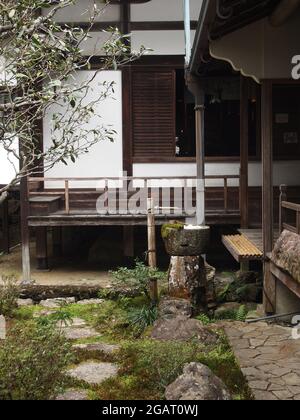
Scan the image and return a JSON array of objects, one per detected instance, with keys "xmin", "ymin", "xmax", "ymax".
[{"xmin": 189, "ymin": 0, "xmax": 216, "ymax": 76}]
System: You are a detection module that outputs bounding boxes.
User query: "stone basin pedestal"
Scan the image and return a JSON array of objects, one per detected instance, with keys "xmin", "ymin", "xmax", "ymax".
[{"xmin": 162, "ymin": 224, "xmax": 211, "ymax": 313}]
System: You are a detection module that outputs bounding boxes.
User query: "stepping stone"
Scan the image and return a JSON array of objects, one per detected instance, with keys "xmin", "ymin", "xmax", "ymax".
[
  {"xmin": 77, "ymin": 299, "xmax": 105, "ymax": 306},
  {"xmin": 67, "ymin": 362, "xmax": 118, "ymax": 385},
  {"xmin": 17, "ymin": 298, "xmax": 34, "ymax": 307},
  {"xmin": 40, "ymin": 297, "xmax": 76, "ymax": 308},
  {"xmin": 56, "ymin": 389, "xmax": 89, "ymax": 401},
  {"xmin": 33, "ymin": 309, "xmax": 56, "ymax": 318},
  {"xmin": 63, "ymin": 327, "xmax": 100, "ymax": 340},
  {"xmin": 73, "ymin": 342, "xmax": 120, "ymax": 355},
  {"xmin": 57, "ymin": 318, "xmax": 86, "ymax": 329}
]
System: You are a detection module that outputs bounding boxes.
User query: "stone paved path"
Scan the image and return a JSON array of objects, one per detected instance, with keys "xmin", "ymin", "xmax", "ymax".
[{"xmin": 224, "ymin": 321, "xmax": 300, "ymax": 400}]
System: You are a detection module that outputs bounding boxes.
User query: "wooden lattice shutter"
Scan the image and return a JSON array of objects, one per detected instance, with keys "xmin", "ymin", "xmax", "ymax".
[{"xmin": 132, "ymin": 70, "xmax": 176, "ymax": 161}]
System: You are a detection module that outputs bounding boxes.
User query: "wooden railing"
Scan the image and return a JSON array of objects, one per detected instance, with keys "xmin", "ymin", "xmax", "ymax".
[
  {"xmin": 27, "ymin": 174, "xmax": 240, "ymax": 216},
  {"xmin": 205, "ymin": 175, "xmax": 240, "ymax": 213},
  {"xmin": 279, "ymin": 184, "xmax": 300, "ymax": 234}
]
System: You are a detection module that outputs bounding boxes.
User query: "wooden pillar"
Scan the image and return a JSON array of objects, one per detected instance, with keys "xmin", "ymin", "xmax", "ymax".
[
  {"xmin": 121, "ymin": 1, "xmax": 133, "ymax": 179},
  {"xmin": 36, "ymin": 227, "xmax": 48, "ymax": 270},
  {"xmin": 52, "ymin": 227, "xmax": 62, "ymax": 258},
  {"xmin": 20, "ymin": 176, "xmax": 31, "ymax": 283},
  {"xmin": 123, "ymin": 226, "xmax": 134, "ymax": 258},
  {"xmin": 240, "ymin": 76, "xmax": 249, "ymax": 228},
  {"xmin": 147, "ymin": 198, "xmax": 158, "ymax": 303},
  {"xmin": 261, "ymin": 80, "xmax": 275, "ymax": 314},
  {"xmin": 1, "ymin": 198, "xmax": 9, "ymax": 254},
  {"xmin": 279, "ymin": 184, "xmax": 287, "ymax": 233}
]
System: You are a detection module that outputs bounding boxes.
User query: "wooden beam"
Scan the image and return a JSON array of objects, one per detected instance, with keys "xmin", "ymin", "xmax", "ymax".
[
  {"xmin": 20, "ymin": 177, "xmax": 31, "ymax": 283},
  {"xmin": 240, "ymin": 76, "xmax": 249, "ymax": 228},
  {"xmin": 270, "ymin": 261, "xmax": 300, "ymax": 300},
  {"xmin": 261, "ymin": 80, "xmax": 275, "ymax": 314}
]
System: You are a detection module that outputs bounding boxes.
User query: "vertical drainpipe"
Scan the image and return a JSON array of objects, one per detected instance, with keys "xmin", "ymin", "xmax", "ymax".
[
  {"xmin": 184, "ymin": 0, "xmax": 191, "ymax": 66},
  {"xmin": 184, "ymin": 0, "xmax": 205, "ymax": 226},
  {"xmin": 195, "ymin": 96, "xmax": 206, "ymax": 226}
]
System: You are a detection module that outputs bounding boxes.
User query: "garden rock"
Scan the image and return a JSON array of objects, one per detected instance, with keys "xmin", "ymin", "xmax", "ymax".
[
  {"xmin": 236, "ymin": 271, "xmax": 259, "ymax": 284},
  {"xmin": 214, "ymin": 302, "xmax": 242, "ymax": 319},
  {"xmin": 158, "ymin": 297, "xmax": 192, "ymax": 319},
  {"xmin": 67, "ymin": 362, "xmax": 118, "ymax": 385},
  {"xmin": 214, "ymin": 273, "xmax": 235, "ymax": 301},
  {"xmin": 73, "ymin": 342, "xmax": 120, "ymax": 355},
  {"xmin": 214, "ymin": 302, "xmax": 256, "ymax": 319},
  {"xmin": 151, "ymin": 315, "xmax": 218, "ymax": 345},
  {"xmin": 165, "ymin": 362, "xmax": 231, "ymax": 400},
  {"xmin": 77, "ymin": 298, "xmax": 105, "ymax": 306},
  {"xmin": 56, "ymin": 389, "xmax": 89, "ymax": 401},
  {"xmin": 236, "ymin": 283, "xmax": 262, "ymax": 303},
  {"xmin": 40, "ymin": 297, "xmax": 75, "ymax": 308},
  {"xmin": 17, "ymin": 298, "xmax": 34, "ymax": 307},
  {"xmin": 206, "ymin": 263, "xmax": 216, "ymax": 305}
]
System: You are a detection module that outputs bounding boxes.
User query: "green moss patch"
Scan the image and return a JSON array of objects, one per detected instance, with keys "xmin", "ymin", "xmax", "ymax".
[
  {"xmin": 94, "ymin": 335, "xmax": 252, "ymax": 401},
  {"xmin": 161, "ymin": 222, "xmax": 184, "ymax": 239}
]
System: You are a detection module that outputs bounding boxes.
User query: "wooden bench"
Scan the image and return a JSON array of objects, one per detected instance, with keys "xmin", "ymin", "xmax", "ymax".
[{"xmin": 222, "ymin": 234, "xmax": 263, "ymax": 271}]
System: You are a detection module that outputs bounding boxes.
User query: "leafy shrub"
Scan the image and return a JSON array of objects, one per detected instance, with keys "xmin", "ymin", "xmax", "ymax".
[
  {"xmin": 0, "ymin": 275, "xmax": 20, "ymax": 317},
  {"xmin": 196, "ymin": 313, "xmax": 213, "ymax": 325},
  {"xmin": 235, "ymin": 305, "xmax": 248, "ymax": 322},
  {"xmin": 0, "ymin": 321, "xmax": 74, "ymax": 400},
  {"xmin": 110, "ymin": 260, "xmax": 166, "ymax": 300},
  {"xmin": 127, "ymin": 305, "xmax": 158, "ymax": 337}
]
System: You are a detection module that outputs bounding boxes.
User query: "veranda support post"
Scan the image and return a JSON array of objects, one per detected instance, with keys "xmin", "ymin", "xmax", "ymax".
[
  {"xmin": 147, "ymin": 198, "xmax": 158, "ymax": 304},
  {"xmin": 262, "ymin": 80, "xmax": 275, "ymax": 314},
  {"xmin": 20, "ymin": 176, "xmax": 31, "ymax": 283}
]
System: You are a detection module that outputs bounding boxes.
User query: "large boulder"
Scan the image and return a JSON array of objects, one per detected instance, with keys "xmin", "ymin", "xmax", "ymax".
[
  {"xmin": 272, "ymin": 230, "xmax": 300, "ymax": 283},
  {"xmin": 151, "ymin": 315, "xmax": 218, "ymax": 345},
  {"xmin": 165, "ymin": 362, "xmax": 231, "ymax": 400}
]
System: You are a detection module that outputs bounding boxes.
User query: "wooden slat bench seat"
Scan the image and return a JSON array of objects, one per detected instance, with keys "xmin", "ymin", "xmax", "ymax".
[{"xmin": 222, "ymin": 234, "xmax": 263, "ymax": 267}]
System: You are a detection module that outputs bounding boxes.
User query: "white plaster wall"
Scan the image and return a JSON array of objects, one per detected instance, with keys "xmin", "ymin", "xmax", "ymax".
[
  {"xmin": 43, "ymin": 70, "xmax": 123, "ymax": 189},
  {"xmin": 210, "ymin": 11, "xmax": 300, "ymax": 81},
  {"xmin": 133, "ymin": 161, "xmax": 300, "ymax": 187},
  {"xmin": 131, "ymin": 0, "xmax": 202, "ymax": 21},
  {"xmin": 43, "ymin": 0, "xmax": 120, "ymax": 22},
  {"xmin": 132, "ymin": 30, "xmax": 195, "ymax": 55},
  {"xmin": 79, "ymin": 31, "xmax": 114, "ymax": 56},
  {"xmin": 0, "ymin": 145, "xmax": 18, "ymax": 185}
]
